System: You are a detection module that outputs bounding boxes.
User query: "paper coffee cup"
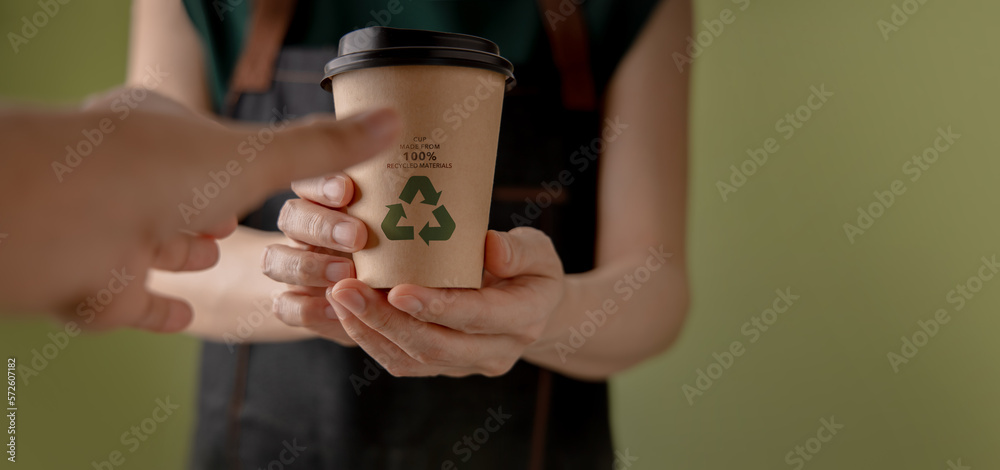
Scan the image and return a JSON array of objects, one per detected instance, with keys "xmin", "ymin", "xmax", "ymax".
[{"xmin": 321, "ymin": 27, "xmax": 515, "ymax": 288}]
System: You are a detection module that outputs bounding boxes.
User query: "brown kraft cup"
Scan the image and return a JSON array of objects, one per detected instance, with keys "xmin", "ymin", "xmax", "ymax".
[{"xmin": 321, "ymin": 27, "xmax": 516, "ymax": 288}]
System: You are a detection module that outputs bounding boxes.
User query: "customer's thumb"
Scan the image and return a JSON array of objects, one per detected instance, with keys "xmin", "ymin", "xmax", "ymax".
[
  {"xmin": 185, "ymin": 108, "xmax": 400, "ymax": 233},
  {"xmin": 256, "ymin": 108, "xmax": 402, "ymax": 191}
]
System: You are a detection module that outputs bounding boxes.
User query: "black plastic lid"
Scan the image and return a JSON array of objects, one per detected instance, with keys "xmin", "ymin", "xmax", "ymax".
[{"xmin": 321, "ymin": 27, "xmax": 515, "ymax": 92}]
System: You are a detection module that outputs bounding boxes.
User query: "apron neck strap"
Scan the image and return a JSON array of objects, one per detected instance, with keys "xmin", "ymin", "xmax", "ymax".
[
  {"xmin": 225, "ymin": 0, "xmax": 299, "ymax": 115},
  {"xmin": 535, "ymin": 0, "xmax": 598, "ymax": 111}
]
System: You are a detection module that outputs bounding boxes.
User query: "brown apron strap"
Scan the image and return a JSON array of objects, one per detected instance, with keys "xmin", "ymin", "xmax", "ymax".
[
  {"xmin": 527, "ymin": 369, "xmax": 553, "ymax": 470},
  {"xmin": 536, "ymin": 0, "xmax": 598, "ymax": 111},
  {"xmin": 224, "ymin": 0, "xmax": 299, "ymax": 113},
  {"xmin": 226, "ymin": 344, "xmax": 251, "ymax": 470}
]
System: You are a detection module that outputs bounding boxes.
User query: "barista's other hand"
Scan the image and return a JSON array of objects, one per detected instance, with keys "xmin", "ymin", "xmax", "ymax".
[
  {"xmin": 332, "ymin": 228, "xmax": 564, "ymax": 377},
  {"xmin": 266, "ymin": 196, "xmax": 567, "ymax": 376}
]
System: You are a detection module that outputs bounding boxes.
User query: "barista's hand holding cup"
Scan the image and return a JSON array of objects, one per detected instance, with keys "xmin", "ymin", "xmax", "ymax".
[{"xmin": 321, "ymin": 27, "xmax": 515, "ymax": 288}]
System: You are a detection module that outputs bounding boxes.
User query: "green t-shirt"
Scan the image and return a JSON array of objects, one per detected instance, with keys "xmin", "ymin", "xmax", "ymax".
[{"xmin": 183, "ymin": 0, "xmax": 660, "ymax": 112}]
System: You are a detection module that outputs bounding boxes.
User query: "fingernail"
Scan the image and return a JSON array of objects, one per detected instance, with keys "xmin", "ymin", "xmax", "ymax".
[
  {"xmin": 356, "ymin": 108, "xmax": 401, "ymax": 141},
  {"xmin": 325, "ymin": 305, "xmax": 339, "ymax": 320},
  {"xmin": 323, "ymin": 176, "xmax": 346, "ymax": 205},
  {"xmin": 496, "ymin": 232, "xmax": 513, "ymax": 264},
  {"xmin": 325, "ymin": 262, "xmax": 350, "ymax": 282},
  {"xmin": 393, "ymin": 295, "xmax": 423, "ymax": 314},
  {"xmin": 333, "ymin": 288, "xmax": 366, "ymax": 314},
  {"xmin": 333, "ymin": 222, "xmax": 356, "ymax": 247}
]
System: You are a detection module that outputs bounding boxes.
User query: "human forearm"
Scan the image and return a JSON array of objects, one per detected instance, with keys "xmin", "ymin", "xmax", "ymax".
[
  {"xmin": 522, "ymin": 0, "xmax": 693, "ymax": 380},
  {"xmin": 523, "ymin": 250, "xmax": 688, "ymax": 380},
  {"xmin": 127, "ymin": 0, "xmax": 212, "ymax": 113}
]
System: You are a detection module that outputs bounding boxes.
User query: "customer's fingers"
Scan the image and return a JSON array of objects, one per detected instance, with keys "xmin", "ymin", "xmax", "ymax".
[
  {"xmin": 77, "ymin": 287, "xmax": 194, "ymax": 334},
  {"xmin": 152, "ymin": 233, "xmax": 220, "ymax": 272},
  {"xmin": 129, "ymin": 292, "xmax": 194, "ymax": 333},
  {"xmin": 201, "ymin": 216, "xmax": 239, "ymax": 238}
]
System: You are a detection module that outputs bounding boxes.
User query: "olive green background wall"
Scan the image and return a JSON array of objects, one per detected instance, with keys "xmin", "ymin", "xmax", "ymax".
[{"xmin": 2, "ymin": 1, "xmax": 998, "ymax": 469}]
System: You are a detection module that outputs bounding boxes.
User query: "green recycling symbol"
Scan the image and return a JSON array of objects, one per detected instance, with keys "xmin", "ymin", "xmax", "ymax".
[{"xmin": 381, "ymin": 176, "xmax": 455, "ymax": 245}]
